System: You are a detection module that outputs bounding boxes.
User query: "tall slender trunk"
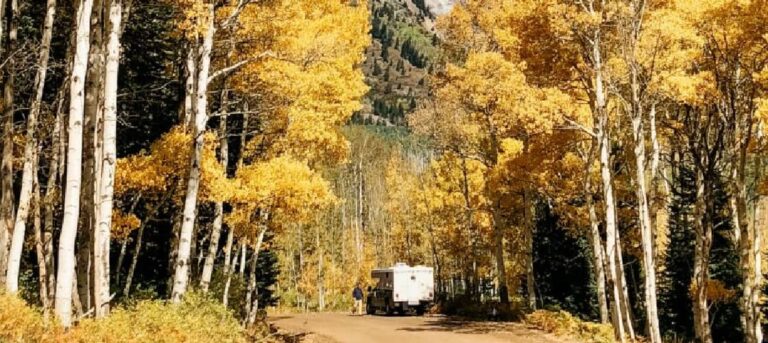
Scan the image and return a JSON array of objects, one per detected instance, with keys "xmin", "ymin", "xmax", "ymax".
[
  {"xmin": 354, "ymin": 162, "xmax": 363, "ymax": 263},
  {"xmin": 598, "ymin": 102, "xmax": 627, "ymax": 342},
  {"xmin": 316, "ymin": 227, "xmax": 325, "ymax": 311},
  {"xmin": 201, "ymin": 102, "xmax": 229, "ymax": 292},
  {"xmin": 55, "ymin": 0, "xmax": 95, "ymax": 327},
  {"xmin": 615, "ymin": 230, "xmax": 636, "ymax": 340},
  {"xmin": 42, "ymin": 43, "xmax": 71, "ymax": 302},
  {"xmin": 43, "ymin": 88, "xmax": 66, "ymax": 309},
  {"xmin": 77, "ymin": 0, "xmax": 105, "ymax": 313},
  {"xmin": 584, "ymin": 144, "xmax": 609, "ymax": 324},
  {"xmin": 524, "ymin": 189, "xmax": 536, "ymax": 309},
  {"xmin": 625, "ymin": 1, "xmax": 661, "ymax": 333},
  {"xmin": 93, "ymin": 0, "xmax": 122, "ymax": 317},
  {"xmin": 591, "ymin": 20, "xmax": 631, "ymax": 338},
  {"xmin": 171, "ymin": 4, "xmax": 214, "ymax": 302},
  {"xmin": 0, "ymin": 0, "xmax": 18, "ymax": 288},
  {"xmin": 222, "ymin": 230, "xmax": 235, "ymax": 273},
  {"xmin": 0, "ymin": 0, "xmax": 5, "ymax": 51},
  {"xmin": 239, "ymin": 241, "xmax": 246, "ymax": 274},
  {"xmin": 731, "ymin": 115, "xmax": 763, "ymax": 343},
  {"xmin": 182, "ymin": 43, "xmax": 196, "ymax": 128},
  {"xmin": 745, "ymin": 135, "xmax": 764, "ymax": 343},
  {"xmin": 32, "ymin": 153, "xmax": 52, "ymax": 314},
  {"xmin": 223, "ymin": 241, "xmax": 242, "ymax": 307},
  {"xmin": 692, "ymin": 168, "xmax": 713, "ymax": 343},
  {"xmin": 630, "ymin": 112, "xmax": 661, "ymax": 343},
  {"xmin": 6, "ymin": 0, "xmax": 56, "ymax": 293},
  {"xmin": 246, "ymin": 224, "xmax": 268, "ymax": 326}
]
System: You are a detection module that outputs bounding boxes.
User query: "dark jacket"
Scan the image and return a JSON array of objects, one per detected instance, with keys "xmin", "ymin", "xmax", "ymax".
[{"xmin": 352, "ymin": 286, "xmax": 363, "ymax": 300}]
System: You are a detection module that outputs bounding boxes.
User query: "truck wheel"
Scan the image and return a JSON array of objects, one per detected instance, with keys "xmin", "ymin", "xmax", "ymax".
[
  {"xmin": 416, "ymin": 307, "xmax": 425, "ymax": 316},
  {"xmin": 366, "ymin": 303, "xmax": 374, "ymax": 315},
  {"xmin": 385, "ymin": 304, "xmax": 393, "ymax": 316}
]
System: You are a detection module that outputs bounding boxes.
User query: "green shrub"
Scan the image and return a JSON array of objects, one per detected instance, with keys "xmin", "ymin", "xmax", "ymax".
[{"xmin": 526, "ymin": 310, "xmax": 614, "ymax": 343}]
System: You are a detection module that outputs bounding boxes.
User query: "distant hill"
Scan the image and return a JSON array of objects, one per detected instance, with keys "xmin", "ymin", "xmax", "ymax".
[{"xmin": 351, "ymin": 0, "xmax": 454, "ymax": 127}]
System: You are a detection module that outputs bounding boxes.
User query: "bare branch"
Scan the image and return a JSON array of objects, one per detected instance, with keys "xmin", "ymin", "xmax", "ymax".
[{"xmin": 208, "ymin": 51, "xmax": 275, "ymax": 83}]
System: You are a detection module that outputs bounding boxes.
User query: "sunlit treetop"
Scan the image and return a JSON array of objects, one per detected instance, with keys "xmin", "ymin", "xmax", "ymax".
[{"xmin": 232, "ymin": 0, "xmax": 370, "ymax": 166}]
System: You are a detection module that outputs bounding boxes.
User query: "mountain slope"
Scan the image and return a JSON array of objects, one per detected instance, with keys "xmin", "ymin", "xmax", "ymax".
[{"xmin": 353, "ymin": 0, "xmax": 453, "ymax": 126}]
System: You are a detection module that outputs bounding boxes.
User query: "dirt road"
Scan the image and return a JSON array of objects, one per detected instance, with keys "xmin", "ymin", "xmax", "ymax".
[{"xmin": 271, "ymin": 312, "xmax": 574, "ymax": 343}]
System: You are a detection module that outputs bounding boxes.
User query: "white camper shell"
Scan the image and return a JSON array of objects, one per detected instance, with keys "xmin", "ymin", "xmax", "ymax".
[{"xmin": 366, "ymin": 263, "xmax": 434, "ymax": 315}]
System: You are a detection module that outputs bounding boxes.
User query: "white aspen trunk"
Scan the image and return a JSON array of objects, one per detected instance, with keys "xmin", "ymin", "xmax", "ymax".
[
  {"xmin": 222, "ymin": 230, "xmax": 235, "ymax": 273},
  {"xmin": 223, "ymin": 241, "xmax": 242, "ymax": 307},
  {"xmin": 171, "ymin": 4, "xmax": 214, "ymax": 302},
  {"xmin": 246, "ymin": 224, "xmax": 268, "ymax": 326},
  {"xmin": 596, "ymin": 76, "xmax": 626, "ymax": 343},
  {"xmin": 585, "ymin": 148, "xmax": 609, "ymax": 324},
  {"xmin": 738, "ymin": 159, "xmax": 762, "ymax": 343},
  {"xmin": 201, "ymin": 109, "xmax": 229, "ymax": 292},
  {"xmin": 78, "ymin": 0, "xmax": 105, "ymax": 313},
  {"xmin": 746, "ymin": 135, "xmax": 764, "ymax": 343},
  {"xmin": 693, "ymin": 170, "xmax": 713, "ymax": 343},
  {"xmin": 55, "ymin": 0, "xmax": 94, "ymax": 327},
  {"xmin": 630, "ymin": 114, "xmax": 661, "ymax": 343},
  {"xmin": 354, "ymin": 163, "xmax": 362, "ymax": 263},
  {"xmin": 728, "ymin": 115, "xmax": 763, "ymax": 343},
  {"xmin": 752, "ymin": 157, "xmax": 764, "ymax": 343},
  {"xmin": 590, "ymin": 17, "xmax": 630, "ymax": 338},
  {"xmin": 239, "ymin": 241, "xmax": 246, "ymax": 274},
  {"xmin": 625, "ymin": 1, "xmax": 661, "ymax": 332},
  {"xmin": 0, "ymin": 0, "xmax": 18, "ymax": 288},
  {"xmin": 93, "ymin": 0, "xmax": 122, "ymax": 317},
  {"xmin": 182, "ymin": 45, "xmax": 197, "ymax": 128},
  {"xmin": 6, "ymin": 0, "xmax": 56, "ymax": 293},
  {"xmin": 244, "ymin": 245, "xmax": 256, "ymax": 322},
  {"xmin": 316, "ymin": 227, "xmax": 325, "ymax": 311},
  {"xmin": 615, "ymin": 230, "xmax": 636, "ymax": 340},
  {"xmin": 43, "ymin": 92, "xmax": 64, "ymax": 309}
]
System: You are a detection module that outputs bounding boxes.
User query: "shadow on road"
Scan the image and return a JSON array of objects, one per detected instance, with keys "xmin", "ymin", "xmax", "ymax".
[{"xmin": 397, "ymin": 317, "xmax": 541, "ymax": 337}]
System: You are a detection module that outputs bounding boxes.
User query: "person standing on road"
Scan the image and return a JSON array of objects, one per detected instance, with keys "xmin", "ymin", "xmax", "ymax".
[{"xmin": 352, "ymin": 283, "xmax": 364, "ymax": 315}]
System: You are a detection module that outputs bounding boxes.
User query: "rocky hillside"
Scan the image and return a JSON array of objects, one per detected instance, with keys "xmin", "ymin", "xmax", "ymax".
[{"xmin": 352, "ymin": 0, "xmax": 454, "ymax": 126}]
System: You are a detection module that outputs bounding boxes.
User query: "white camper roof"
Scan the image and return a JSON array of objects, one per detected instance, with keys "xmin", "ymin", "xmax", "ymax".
[{"xmin": 371, "ymin": 263, "xmax": 433, "ymax": 276}]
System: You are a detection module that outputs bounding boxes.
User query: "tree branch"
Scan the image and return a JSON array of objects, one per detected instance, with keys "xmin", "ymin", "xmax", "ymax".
[
  {"xmin": 208, "ymin": 51, "xmax": 275, "ymax": 83},
  {"xmin": 220, "ymin": 0, "xmax": 252, "ymax": 30}
]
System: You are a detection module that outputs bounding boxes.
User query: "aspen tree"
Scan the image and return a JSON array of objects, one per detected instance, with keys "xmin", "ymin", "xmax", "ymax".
[
  {"xmin": 92, "ymin": 0, "xmax": 124, "ymax": 317},
  {"xmin": 0, "ymin": 0, "xmax": 17, "ymax": 288},
  {"xmin": 6, "ymin": 0, "xmax": 57, "ymax": 294},
  {"xmin": 55, "ymin": 0, "xmax": 96, "ymax": 327}
]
